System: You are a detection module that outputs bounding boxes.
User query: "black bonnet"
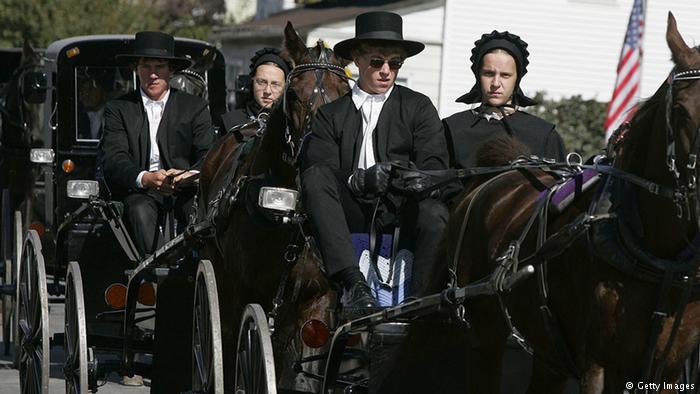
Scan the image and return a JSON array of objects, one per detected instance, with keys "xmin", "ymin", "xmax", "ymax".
[
  {"xmin": 456, "ymin": 30, "xmax": 537, "ymax": 107},
  {"xmin": 249, "ymin": 47, "xmax": 292, "ymax": 77}
]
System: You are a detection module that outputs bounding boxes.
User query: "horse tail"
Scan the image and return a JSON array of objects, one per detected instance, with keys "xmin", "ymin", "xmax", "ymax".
[{"xmin": 475, "ymin": 135, "xmax": 530, "ymax": 167}]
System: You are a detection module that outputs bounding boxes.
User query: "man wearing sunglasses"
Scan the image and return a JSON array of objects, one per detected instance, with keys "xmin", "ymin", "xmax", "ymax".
[{"xmin": 300, "ymin": 11, "xmax": 451, "ymax": 311}]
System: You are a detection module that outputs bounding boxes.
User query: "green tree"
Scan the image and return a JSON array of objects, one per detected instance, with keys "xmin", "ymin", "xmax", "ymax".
[
  {"xmin": 0, "ymin": 0, "xmax": 163, "ymax": 48},
  {"xmin": 528, "ymin": 91, "xmax": 608, "ymax": 160}
]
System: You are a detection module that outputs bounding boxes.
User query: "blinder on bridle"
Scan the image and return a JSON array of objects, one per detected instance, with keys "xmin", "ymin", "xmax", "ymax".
[
  {"xmin": 22, "ymin": 70, "xmax": 48, "ymax": 104},
  {"xmin": 282, "ymin": 39, "xmax": 350, "ymax": 165},
  {"xmin": 663, "ymin": 66, "xmax": 700, "ymax": 223},
  {"xmin": 0, "ymin": 63, "xmax": 47, "ymax": 133},
  {"xmin": 170, "ymin": 69, "xmax": 208, "ymax": 100}
]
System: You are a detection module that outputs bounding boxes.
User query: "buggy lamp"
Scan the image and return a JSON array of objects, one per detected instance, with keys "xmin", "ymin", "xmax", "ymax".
[
  {"xmin": 138, "ymin": 282, "xmax": 156, "ymax": 306},
  {"xmin": 105, "ymin": 283, "xmax": 127, "ymax": 309},
  {"xmin": 67, "ymin": 180, "xmax": 99, "ymax": 199},
  {"xmin": 300, "ymin": 319, "xmax": 330, "ymax": 348},
  {"xmin": 258, "ymin": 187, "xmax": 298, "ymax": 212},
  {"xmin": 30, "ymin": 148, "xmax": 54, "ymax": 164}
]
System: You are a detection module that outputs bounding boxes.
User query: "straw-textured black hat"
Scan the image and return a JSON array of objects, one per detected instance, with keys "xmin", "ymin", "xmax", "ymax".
[
  {"xmin": 456, "ymin": 30, "xmax": 537, "ymax": 107},
  {"xmin": 334, "ymin": 11, "xmax": 425, "ymax": 60},
  {"xmin": 116, "ymin": 31, "xmax": 193, "ymax": 71}
]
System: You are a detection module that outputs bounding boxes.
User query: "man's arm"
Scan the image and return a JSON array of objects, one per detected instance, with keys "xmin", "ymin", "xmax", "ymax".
[
  {"xmin": 189, "ymin": 99, "xmax": 215, "ymax": 171},
  {"xmin": 100, "ymin": 102, "xmax": 142, "ymax": 192},
  {"xmin": 411, "ymin": 96, "xmax": 449, "ymax": 171},
  {"xmin": 299, "ymin": 105, "xmax": 341, "ymax": 172}
]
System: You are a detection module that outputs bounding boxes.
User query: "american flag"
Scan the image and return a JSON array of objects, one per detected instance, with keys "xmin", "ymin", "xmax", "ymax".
[{"xmin": 604, "ymin": 0, "xmax": 646, "ymax": 140}]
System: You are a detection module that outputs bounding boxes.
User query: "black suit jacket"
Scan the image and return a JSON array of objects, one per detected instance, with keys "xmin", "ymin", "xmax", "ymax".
[
  {"xmin": 300, "ymin": 85, "xmax": 449, "ymax": 176},
  {"xmin": 99, "ymin": 88, "xmax": 214, "ymax": 198}
]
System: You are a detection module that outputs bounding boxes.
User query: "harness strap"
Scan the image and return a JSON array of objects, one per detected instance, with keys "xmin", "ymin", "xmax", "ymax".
[
  {"xmin": 653, "ymin": 275, "xmax": 694, "ymax": 387},
  {"xmin": 448, "ymin": 171, "xmax": 513, "ymax": 287},
  {"xmin": 642, "ymin": 268, "xmax": 675, "ymax": 384},
  {"xmin": 268, "ymin": 230, "xmax": 305, "ymax": 331}
]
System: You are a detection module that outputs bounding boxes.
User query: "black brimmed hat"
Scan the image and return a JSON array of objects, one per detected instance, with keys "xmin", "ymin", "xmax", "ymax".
[
  {"xmin": 334, "ymin": 11, "xmax": 425, "ymax": 60},
  {"xmin": 116, "ymin": 31, "xmax": 193, "ymax": 71},
  {"xmin": 456, "ymin": 30, "xmax": 537, "ymax": 107}
]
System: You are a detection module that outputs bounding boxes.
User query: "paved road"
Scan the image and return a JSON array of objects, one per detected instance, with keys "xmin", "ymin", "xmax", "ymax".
[
  {"xmin": 0, "ymin": 300, "xmax": 578, "ymax": 394},
  {"xmin": 0, "ymin": 302, "xmax": 150, "ymax": 394}
]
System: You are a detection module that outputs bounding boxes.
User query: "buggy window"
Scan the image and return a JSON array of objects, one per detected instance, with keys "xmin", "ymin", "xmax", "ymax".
[{"xmin": 75, "ymin": 66, "xmax": 135, "ymax": 141}]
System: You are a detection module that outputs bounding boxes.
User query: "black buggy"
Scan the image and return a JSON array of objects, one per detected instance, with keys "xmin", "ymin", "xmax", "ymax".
[{"xmin": 0, "ymin": 34, "xmax": 226, "ymax": 393}]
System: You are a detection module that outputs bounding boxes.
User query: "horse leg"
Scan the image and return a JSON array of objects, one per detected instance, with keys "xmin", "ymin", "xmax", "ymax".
[
  {"xmin": 579, "ymin": 363, "xmax": 604, "ymax": 394},
  {"xmin": 526, "ymin": 355, "xmax": 569, "ymax": 394},
  {"xmin": 466, "ymin": 298, "xmax": 510, "ymax": 394}
]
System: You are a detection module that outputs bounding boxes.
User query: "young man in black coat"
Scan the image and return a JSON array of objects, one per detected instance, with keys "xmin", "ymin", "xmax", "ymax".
[
  {"xmin": 443, "ymin": 31, "xmax": 566, "ymax": 169},
  {"xmin": 300, "ymin": 11, "xmax": 450, "ymax": 308},
  {"xmin": 100, "ymin": 31, "xmax": 215, "ymax": 256},
  {"xmin": 98, "ymin": 31, "xmax": 215, "ymax": 392}
]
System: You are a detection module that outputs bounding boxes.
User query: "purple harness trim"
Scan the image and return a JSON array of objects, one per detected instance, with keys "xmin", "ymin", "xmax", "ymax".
[{"xmin": 551, "ymin": 169, "xmax": 599, "ymax": 207}]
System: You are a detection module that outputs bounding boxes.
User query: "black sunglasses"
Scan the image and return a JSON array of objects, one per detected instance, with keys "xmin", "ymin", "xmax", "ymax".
[{"xmin": 368, "ymin": 57, "xmax": 404, "ymax": 70}]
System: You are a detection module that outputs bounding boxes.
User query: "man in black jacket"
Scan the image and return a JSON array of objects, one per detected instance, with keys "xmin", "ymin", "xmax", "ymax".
[
  {"xmin": 100, "ymin": 31, "xmax": 215, "ymax": 256},
  {"xmin": 300, "ymin": 11, "xmax": 450, "ymax": 307}
]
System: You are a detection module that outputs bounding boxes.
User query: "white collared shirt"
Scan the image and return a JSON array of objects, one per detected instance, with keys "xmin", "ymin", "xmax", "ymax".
[
  {"xmin": 352, "ymin": 82, "xmax": 394, "ymax": 169},
  {"xmin": 136, "ymin": 88, "xmax": 170, "ymax": 188}
]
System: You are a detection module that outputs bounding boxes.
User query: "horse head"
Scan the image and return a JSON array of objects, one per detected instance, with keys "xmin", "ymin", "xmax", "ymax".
[
  {"xmin": 277, "ymin": 22, "xmax": 350, "ymax": 164},
  {"xmin": 169, "ymin": 48, "xmax": 216, "ymax": 99},
  {"xmin": 617, "ymin": 13, "xmax": 700, "ymax": 253},
  {"xmin": 1, "ymin": 40, "xmax": 45, "ymax": 149}
]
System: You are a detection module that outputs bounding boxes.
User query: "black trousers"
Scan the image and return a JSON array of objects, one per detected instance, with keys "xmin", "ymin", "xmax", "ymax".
[
  {"xmin": 301, "ymin": 164, "xmax": 448, "ymax": 297},
  {"xmin": 122, "ymin": 190, "xmax": 195, "ymax": 256}
]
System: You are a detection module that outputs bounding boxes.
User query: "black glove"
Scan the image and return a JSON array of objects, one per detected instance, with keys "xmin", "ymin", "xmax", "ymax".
[
  {"xmin": 348, "ymin": 162, "xmax": 393, "ymax": 197},
  {"xmin": 400, "ymin": 170, "xmax": 434, "ymax": 195}
]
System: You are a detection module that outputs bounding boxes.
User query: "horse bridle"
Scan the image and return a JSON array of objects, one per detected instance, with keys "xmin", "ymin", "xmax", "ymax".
[
  {"xmin": 171, "ymin": 68, "xmax": 208, "ymax": 100},
  {"xmin": 0, "ymin": 63, "xmax": 45, "ymax": 134},
  {"xmin": 281, "ymin": 39, "xmax": 350, "ymax": 165},
  {"xmin": 663, "ymin": 67, "xmax": 700, "ymax": 224}
]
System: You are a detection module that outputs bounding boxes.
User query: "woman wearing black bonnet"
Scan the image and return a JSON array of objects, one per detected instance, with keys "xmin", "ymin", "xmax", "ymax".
[
  {"xmin": 215, "ymin": 47, "xmax": 292, "ymax": 137},
  {"xmin": 443, "ymin": 31, "xmax": 566, "ymax": 169}
]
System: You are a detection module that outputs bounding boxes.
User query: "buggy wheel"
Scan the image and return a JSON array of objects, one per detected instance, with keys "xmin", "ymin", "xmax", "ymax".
[
  {"xmin": 17, "ymin": 229, "xmax": 49, "ymax": 394},
  {"xmin": 64, "ymin": 262, "xmax": 88, "ymax": 394},
  {"xmin": 192, "ymin": 259, "xmax": 223, "ymax": 393},
  {"xmin": 1, "ymin": 189, "xmax": 15, "ymax": 356},
  {"xmin": 234, "ymin": 304, "xmax": 276, "ymax": 394}
]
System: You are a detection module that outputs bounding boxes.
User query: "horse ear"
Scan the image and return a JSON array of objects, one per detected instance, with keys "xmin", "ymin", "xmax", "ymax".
[
  {"xmin": 192, "ymin": 48, "xmax": 216, "ymax": 74},
  {"xmin": 283, "ymin": 21, "xmax": 308, "ymax": 66},
  {"xmin": 22, "ymin": 40, "xmax": 36, "ymax": 62},
  {"xmin": 334, "ymin": 53, "xmax": 351, "ymax": 68},
  {"xmin": 667, "ymin": 11, "xmax": 690, "ymax": 64}
]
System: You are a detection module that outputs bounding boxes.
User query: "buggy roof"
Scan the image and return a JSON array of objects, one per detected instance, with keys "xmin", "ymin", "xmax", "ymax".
[{"xmin": 44, "ymin": 35, "xmax": 216, "ymax": 72}]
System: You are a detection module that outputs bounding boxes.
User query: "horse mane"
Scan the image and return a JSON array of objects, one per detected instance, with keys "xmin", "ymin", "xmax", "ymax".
[{"xmin": 475, "ymin": 135, "xmax": 531, "ymax": 166}]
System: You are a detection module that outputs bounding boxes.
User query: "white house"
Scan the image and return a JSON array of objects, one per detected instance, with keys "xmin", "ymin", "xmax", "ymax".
[
  {"xmin": 439, "ymin": 0, "xmax": 700, "ymax": 117},
  {"xmin": 214, "ymin": 0, "xmax": 700, "ymax": 118}
]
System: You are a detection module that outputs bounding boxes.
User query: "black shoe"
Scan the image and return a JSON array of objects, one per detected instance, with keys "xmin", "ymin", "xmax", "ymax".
[{"xmin": 345, "ymin": 280, "xmax": 378, "ymax": 309}]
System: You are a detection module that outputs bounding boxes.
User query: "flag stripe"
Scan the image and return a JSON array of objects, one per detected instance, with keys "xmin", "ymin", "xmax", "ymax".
[{"xmin": 604, "ymin": 0, "xmax": 645, "ymax": 141}]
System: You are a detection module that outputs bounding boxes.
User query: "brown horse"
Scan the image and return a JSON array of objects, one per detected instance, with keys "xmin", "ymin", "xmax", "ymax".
[
  {"xmin": 197, "ymin": 22, "xmax": 350, "ymax": 391},
  {"xmin": 398, "ymin": 13, "xmax": 700, "ymax": 394}
]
